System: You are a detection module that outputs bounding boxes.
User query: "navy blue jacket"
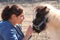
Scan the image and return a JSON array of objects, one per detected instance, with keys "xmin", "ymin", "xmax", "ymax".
[{"xmin": 0, "ymin": 20, "xmax": 24, "ymax": 40}]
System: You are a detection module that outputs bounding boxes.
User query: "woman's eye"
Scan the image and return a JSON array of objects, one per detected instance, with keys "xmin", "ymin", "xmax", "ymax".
[
  {"xmin": 20, "ymin": 15, "xmax": 24, "ymax": 19},
  {"xmin": 20, "ymin": 15, "xmax": 24, "ymax": 17}
]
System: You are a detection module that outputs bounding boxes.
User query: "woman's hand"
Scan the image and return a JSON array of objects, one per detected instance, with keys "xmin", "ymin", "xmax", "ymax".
[
  {"xmin": 23, "ymin": 25, "xmax": 33, "ymax": 40},
  {"xmin": 26, "ymin": 25, "xmax": 33, "ymax": 38}
]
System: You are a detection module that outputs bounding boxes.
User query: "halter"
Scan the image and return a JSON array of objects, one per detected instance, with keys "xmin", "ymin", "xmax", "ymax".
[{"xmin": 33, "ymin": 18, "xmax": 46, "ymax": 30}]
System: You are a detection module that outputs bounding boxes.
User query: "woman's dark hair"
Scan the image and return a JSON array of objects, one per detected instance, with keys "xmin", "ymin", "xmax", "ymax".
[{"xmin": 1, "ymin": 5, "xmax": 23, "ymax": 20}]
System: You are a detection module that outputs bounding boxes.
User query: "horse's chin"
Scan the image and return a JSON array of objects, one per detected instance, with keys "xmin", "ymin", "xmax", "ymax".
[
  {"xmin": 33, "ymin": 26, "xmax": 41, "ymax": 33},
  {"xmin": 32, "ymin": 25, "xmax": 46, "ymax": 33}
]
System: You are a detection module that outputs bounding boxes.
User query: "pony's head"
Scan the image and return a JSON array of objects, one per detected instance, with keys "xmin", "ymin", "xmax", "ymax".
[{"xmin": 32, "ymin": 4, "xmax": 52, "ymax": 33}]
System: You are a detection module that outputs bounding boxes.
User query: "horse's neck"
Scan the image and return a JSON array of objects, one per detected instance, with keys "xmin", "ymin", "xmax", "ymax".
[
  {"xmin": 46, "ymin": 24, "xmax": 60, "ymax": 40},
  {"xmin": 46, "ymin": 11, "xmax": 60, "ymax": 40}
]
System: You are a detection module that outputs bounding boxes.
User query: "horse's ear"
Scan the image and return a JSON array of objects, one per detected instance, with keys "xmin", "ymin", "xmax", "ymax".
[
  {"xmin": 46, "ymin": 7, "xmax": 50, "ymax": 12},
  {"xmin": 42, "ymin": 6, "xmax": 47, "ymax": 10},
  {"xmin": 42, "ymin": 6, "xmax": 50, "ymax": 13},
  {"xmin": 35, "ymin": 6, "xmax": 45, "ymax": 12}
]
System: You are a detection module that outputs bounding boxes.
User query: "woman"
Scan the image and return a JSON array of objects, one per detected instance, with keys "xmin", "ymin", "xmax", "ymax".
[{"xmin": 0, "ymin": 5, "xmax": 33, "ymax": 40}]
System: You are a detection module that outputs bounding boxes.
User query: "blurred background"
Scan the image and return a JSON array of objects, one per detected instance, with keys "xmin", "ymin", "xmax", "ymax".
[{"xmin": 0, "ymin": 0, "xmax": 60, "ymax": 40}]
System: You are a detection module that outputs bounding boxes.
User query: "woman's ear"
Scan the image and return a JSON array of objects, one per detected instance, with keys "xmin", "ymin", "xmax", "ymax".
[{"xmin": 11, "ymin": 14, "xmax": 17, "ymax": 20}]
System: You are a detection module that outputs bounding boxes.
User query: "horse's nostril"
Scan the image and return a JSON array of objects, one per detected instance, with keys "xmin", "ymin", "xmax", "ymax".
[{"xmin": 32, "ymin": 26, "xmax": 41, "ymax": 33}]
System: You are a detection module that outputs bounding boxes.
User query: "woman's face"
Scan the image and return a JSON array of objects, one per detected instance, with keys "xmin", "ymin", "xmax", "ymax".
[
  {"xmin": 10, "ymin": 13, "xmax": 24, "ymax": 25},
  {"xmin": 16, "ymin": 13, "xmax": 24, "ymax": 24}
]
